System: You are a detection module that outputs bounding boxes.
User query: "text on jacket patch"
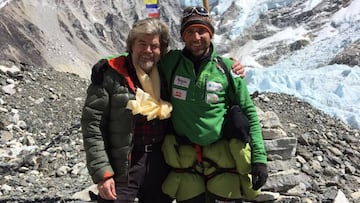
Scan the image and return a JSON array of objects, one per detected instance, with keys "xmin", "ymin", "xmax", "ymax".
[
  {"xmin": 206, "ymin": 81, "xmax": 223, "ymax": 91},
  {"xmin": 172, "ymin": 88, "xmax": 187, "ymax": 100},
  {"xmin": 174, "ymin": 75, "xmax": 190, "ymax": 88}
]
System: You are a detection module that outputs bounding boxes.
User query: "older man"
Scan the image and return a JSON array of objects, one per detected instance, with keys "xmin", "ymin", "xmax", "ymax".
[{"xmin": 81, "ymin": 18, "xmax": 173, "ymax": 203}]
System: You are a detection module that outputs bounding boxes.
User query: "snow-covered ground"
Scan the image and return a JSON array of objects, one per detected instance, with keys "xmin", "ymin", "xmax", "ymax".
[
  {"xmin": 242, "ymin": 0, "xmax": 360, "ymax": 129},
  {"xmin": 0, "ymin": 0, "xmax": 10, "ymax": 8},
  {"xmin": 183, "ymin": 0, "xmax": 360, "ymax": 129}
]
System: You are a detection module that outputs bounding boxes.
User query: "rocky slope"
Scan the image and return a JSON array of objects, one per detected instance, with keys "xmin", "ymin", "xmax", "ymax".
[
  {"xmin": 0, "ymin": 60, "xmax": 90, "ymax": 202},
  {"xmin": 0, "ymin": 0, "xmax": 183, "ymax": 79},
  {"xmin": 1, "ymin": 60, "xmax": 359, "ymax": 202}
]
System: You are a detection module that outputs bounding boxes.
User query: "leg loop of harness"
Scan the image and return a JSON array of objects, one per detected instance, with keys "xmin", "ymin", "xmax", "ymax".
[
  {"xmin": 201, "ymin": 157, "xmax": 238, "ymax": 181},
  {"xmin": 171, "ymin": 144, "xmax": 239, "ymax": 182},
  {"xmin": 162, "ymin": 135, "xmax": 260, "ymax": 201},
  {"xmin": 173, "ymin": 167, "xmax": 199, "ymax": 175}
]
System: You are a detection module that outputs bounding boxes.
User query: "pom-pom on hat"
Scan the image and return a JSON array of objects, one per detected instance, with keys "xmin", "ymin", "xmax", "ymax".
[{"xmin": 180, "ymin": 6, "xmax": 214, "ymax": 39}]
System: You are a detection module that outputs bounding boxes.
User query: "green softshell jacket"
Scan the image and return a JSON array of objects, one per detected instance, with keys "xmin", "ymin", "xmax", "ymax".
[{"xmin": 159, "ymin": 46, "xmax": 267, "ymax": 164}]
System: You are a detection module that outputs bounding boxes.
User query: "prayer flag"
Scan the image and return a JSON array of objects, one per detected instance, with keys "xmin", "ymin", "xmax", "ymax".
[{"xmin": 145, "ymin": 0, "xmax": 159, "ymax": 18}]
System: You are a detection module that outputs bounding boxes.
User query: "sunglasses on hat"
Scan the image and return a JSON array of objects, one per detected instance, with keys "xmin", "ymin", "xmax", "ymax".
[{"xmin": 182, "ymin": 6, "xmax": 209, "ymax": 18}]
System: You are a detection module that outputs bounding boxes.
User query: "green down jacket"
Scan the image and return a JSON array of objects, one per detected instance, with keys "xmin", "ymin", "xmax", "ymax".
[{"xmin": 81, "ymin": 55, "xmax": 135, "ymax": 184}]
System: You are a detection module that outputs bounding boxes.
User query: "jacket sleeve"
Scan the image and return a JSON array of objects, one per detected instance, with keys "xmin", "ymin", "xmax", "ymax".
[
  {"xmin": 81, "ymin": 72, "xmax": 114, "ymax": 184},
  {"xmin": 236, "ymin": 78, "xmax": 267, "ymax": 164},
  {"xmin": 223, "ymin": 58, "xmax": 267, "ymax": 164}
]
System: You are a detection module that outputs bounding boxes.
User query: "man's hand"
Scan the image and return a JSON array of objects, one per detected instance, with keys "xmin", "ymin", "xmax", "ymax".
[
  {"xmin": 97, "ymin": 178, "xmax": 117, "ymax": 200},
  {"xmin": 251, "ymin": 163, "xmax": 268, "ymax": 190},
  {"xmin": 231, "ymin": 58, "xmax": 245, "ymax": 78}
]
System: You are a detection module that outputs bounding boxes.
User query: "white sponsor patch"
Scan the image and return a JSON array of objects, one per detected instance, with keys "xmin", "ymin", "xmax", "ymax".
[
  {"xmin": 174, "ymin": 75, "xmax": 190, "ymax": 88},
  {"xmin": 172, "ymin": 88, "xmax": 187, "ymax": 100},
  {"xmin": 206, "ymin": 93, "xmax": 219, "ymax": 103},
  {"xmin": 206, "ymin": 81, "xmax": 223, "ymax": 91}
]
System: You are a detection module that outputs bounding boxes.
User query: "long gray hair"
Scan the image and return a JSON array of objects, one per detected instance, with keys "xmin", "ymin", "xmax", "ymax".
[{"xmin": 126, "ymin": 18, "xmax": 170, "ymax": 56}]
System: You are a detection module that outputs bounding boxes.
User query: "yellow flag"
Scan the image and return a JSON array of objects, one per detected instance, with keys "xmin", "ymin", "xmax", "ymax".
[{"xmin": 145, "ymin": 0, "xmax": 157, "ymax": 4}]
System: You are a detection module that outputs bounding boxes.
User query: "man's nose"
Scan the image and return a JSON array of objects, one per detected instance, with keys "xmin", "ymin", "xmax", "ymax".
[
  {"xmin": 193, "ymin": 32, "xmax": 201, "ymax": 40},
  {"xmin": 144, "ymin": 45, "xmax": 152, "ymax": 52}
]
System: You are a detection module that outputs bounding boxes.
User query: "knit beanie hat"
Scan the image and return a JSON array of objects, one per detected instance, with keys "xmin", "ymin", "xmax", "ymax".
[{"xmin": 180, "ymin": 6, "xmax": 214, "ymax": 39}]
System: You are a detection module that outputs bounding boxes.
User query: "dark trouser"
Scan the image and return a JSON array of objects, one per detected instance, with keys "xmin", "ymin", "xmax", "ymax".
[{"xmin": 98, "ymin": 148, "xmax": 172, "ymax": 203}]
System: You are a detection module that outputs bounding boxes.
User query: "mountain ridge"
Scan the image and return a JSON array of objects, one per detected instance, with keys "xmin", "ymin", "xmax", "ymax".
[{"xmin": 1, "ymin": 0, "xmax": 358, "ymax": 79}]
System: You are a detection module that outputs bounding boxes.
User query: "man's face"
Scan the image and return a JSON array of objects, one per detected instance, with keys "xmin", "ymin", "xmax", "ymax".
[
  {"xmin": 131, "ymin": 34, "xmax": 161, "ymax": 74},
  {"xmin": 182, "ymin": 26, "xmax": 211, "ymax": 57}
]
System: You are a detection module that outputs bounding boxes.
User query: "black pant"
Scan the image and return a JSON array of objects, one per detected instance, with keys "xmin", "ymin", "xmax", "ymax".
[{"xmin": 98, "ymin": 150, "xmax": 172, "ymax": 203}]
